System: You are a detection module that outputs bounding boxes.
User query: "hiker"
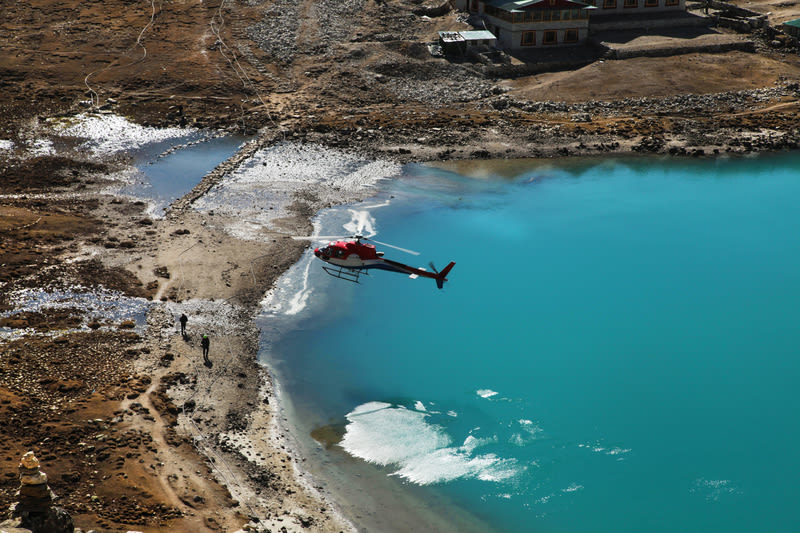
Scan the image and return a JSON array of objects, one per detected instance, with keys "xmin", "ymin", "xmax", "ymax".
[
  {"xmin": 201, "ymin": 334, "xmax": 211, "ymax": 367},
  {"xmin": 179, "ymin": 313, "xmax": 188, "ymax": 336}
]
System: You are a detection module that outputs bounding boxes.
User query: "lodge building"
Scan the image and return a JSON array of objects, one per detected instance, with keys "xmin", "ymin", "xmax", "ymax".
[{"xmin": 454, "ymin": 0, "xmax": 686, "ymax": 49}]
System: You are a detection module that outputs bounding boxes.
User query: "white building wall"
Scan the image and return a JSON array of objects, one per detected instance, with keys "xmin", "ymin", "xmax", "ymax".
[
  {"xmin": 486, "ymin": 17, "xmax": 589, "ymax": 49},
  {"xmin": 587, "ymin": 0, "xmax": 685, "ymax": 15}
]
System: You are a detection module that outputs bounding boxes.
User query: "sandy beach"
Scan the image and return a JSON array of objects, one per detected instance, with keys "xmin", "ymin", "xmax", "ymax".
[{"xmin": 3, "ymin": 0, "xmax": 800, "ymax": 530}]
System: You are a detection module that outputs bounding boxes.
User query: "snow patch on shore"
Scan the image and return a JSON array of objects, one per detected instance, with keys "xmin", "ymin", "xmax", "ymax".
[
  {"xmin": 163, "ymin": 299, "xmax": 248, "ymax": 338},
  {"xmin": 28, "ymin": 138, "xmax": 55, "ymax": 157},
  {"xmin": 196, "ymin": 142, "xmax": 402, "ymax": 239},
  {"xmin": 0, "ymin": 287, "xmax": 151, "ymax": 339},
  {"xmin": 51, "ymin": 113, "xmax": 195, "ymax": 155}
]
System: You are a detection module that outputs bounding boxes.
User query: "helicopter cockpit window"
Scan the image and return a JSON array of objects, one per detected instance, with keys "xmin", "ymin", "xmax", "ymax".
[{"xmin": 334, "ymin": 249, "xmax": 345, "ymax": 258}]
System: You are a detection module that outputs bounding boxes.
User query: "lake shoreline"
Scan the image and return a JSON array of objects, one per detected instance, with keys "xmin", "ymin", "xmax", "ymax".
[{"xmin": 3, "ymin": 111, "xmax": 800, "ymax": 530}]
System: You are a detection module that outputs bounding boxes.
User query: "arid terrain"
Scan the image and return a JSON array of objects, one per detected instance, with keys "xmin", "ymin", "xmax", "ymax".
[{"xmin": 2, "ymin": 0, "xmax": 800, "ymax": 532}]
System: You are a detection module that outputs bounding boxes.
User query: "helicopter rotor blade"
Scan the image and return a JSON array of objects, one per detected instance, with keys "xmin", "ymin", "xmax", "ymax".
[
  {"xmin": 429, "ymin": 262, "xmax": 439, "ymax": 273},
  {"xmin": 292, "ymin": 235, "xmax": 421, "ymax": 256},
  {"xmin": 291, "ymin": 235, "xmax": 351, "ymax": 241},
  {"xmin": 365, "ymin": 238, "xmax": 420, "ymax": 256}
]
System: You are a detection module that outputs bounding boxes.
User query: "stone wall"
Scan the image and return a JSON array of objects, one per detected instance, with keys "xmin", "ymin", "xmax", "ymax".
[
  {"xmin": 708, "ymin": 0, "xmax": 769, "ymax": 31},
  {"xmin": 610, "ymin": 38, "xmax": 755, "ymax": 58}
]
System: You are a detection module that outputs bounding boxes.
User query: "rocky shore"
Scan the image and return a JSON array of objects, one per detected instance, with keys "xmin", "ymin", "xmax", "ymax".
[
  {"xmin": 277, "ymin": 80, "xmax": 800, "ymax": 162},
  {"xmin": 3, "ymin": 0, "xmax": 800, "ymax": 531},
  {"xmin": 0, "ymin": 138, "xmax": 357, "ymax": 532}
]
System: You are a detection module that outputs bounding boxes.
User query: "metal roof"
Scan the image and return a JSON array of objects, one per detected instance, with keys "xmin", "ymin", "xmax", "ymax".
[
  {"xmin": 783, "ymin": 18, "xmax": 800, "ymax": 28},
  {"xmin": 438, "ymin": 31, "xmax": 465, "ymax": 42},
  {"xmin": 459, "ymin": 30, "xmax": 497, "ymax": 40}
]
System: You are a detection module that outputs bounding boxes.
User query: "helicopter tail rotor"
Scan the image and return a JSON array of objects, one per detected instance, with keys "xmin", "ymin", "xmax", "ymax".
[{"xmin": 435, "ymin": 261, "xmax": 456, "ymax": 289}]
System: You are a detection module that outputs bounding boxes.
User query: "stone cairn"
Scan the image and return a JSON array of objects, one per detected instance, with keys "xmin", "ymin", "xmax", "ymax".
[{"xmin": 0, "ymin": 451, "xmax": 74, "ymax": 533}]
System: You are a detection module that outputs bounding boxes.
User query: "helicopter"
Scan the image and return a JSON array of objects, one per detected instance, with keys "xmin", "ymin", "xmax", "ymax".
[{"xmin": 294, "ymin": 234, "xmax": 455, "ymax": 289}]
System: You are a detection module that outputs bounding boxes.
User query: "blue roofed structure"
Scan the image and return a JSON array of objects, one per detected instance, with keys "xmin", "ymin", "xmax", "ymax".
[{"xmin": 782, "ymin": 18, "xmax": 800, "ymax": 38}]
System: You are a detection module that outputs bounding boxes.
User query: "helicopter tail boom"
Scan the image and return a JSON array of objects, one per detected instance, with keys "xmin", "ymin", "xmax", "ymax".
[{"xmin": 381, "ymin": 259, "xmax": 456, "ymax": 289}]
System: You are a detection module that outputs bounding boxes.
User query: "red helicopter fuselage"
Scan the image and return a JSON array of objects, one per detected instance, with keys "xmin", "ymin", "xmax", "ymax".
[{"xmin": 313, "ymin": 238, "xmax": 454, "ymax": 289}]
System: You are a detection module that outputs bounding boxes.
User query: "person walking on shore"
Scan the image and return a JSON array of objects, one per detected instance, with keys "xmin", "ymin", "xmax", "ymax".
[
  {"xmin": 201, "ymin": 334, "xmax": 211, "ymax": 367},
  {"xmin": 179, "ymin": 313, "xmax": 188, "ymax": 337}
]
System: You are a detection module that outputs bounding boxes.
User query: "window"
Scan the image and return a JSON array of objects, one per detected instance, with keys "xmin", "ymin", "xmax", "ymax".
[
  {"xmin": 513, "ymin": 12, "xmax": 524, "ymax": 23},
  {"xmin": 521, "ymin": 31, "xmax": 536, "ymax": 46},
  {"xmin": 543, "ymin": 30, "xmax": 557, "ymax": 45},
  {"xmin": 665, "ymin": 0, "xmax": 678, "ymax": 5},
  {"xmin": 603, "ymin": 0, "xmax": 616, "ymax": 7},
  {"xmin": 564, "ymin": 28, "xmax": 579, "ymax": 43},
  {"xmin": 644, "ymin": 0, "xmax": 658, "ymax": 6},
  {"xmin": 470, "ymin": 0, "xmax": 479, "ymax": 12},
  {"xmin": 551, "ymin": 9, "xmax": 561, "ymax": 20},
  {"xmin": 624, "ymin": 0, "xmax": 637, "ymax": 7}
]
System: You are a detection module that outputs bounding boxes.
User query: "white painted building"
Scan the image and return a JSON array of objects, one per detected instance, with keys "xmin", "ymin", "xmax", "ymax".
[{"xmin": 454, "ymin": 0, "xmax": 686, "ymax": 50}]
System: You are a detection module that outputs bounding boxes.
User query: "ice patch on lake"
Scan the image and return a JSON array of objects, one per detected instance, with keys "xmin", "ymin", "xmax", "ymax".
[
  {"xmin": 51, "ymin": 113, "xmax": 195, "ymax": 155},
  {"xmin": 690, "ymin": 478, "xmax": 740, "ymax": 501},
  {"xmin": 343, "ymin": 208, "xmax": 377, "ymax": 238},
  {"xmin": 509, "ymin": 419, "xmax": 543, "ymax": 446},
  {"xmin": 340, "ymin": 401, "xmax": 519, "ymax": 486},
  {"xmin": 281, "ymin": 259, "xmax": 315, "ymax": 316},
  {"xmin": 258, "ymin": 244, "xmax": 319, "ymax": 318},
  {"xmin": 578, "ymin": 441, "xmax": 632, "ymax": 460},
  {"xmin": 477, "ymin": 389, "xmax": 498, "ymax": 399},
  {"xmin": 605, "ymin": 446, "xmax": 632, "ymax": 456}
]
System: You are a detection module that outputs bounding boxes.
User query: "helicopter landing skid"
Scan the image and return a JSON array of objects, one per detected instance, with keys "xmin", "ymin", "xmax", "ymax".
[{"xmin": 322, "ymin": 265, "xmax": 368, "ymax": 283}]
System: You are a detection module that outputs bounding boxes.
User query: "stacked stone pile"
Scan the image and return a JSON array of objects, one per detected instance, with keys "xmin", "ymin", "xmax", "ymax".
[{"xmin": 1, "ymin": 452, "xmax": 74, "ymax": 533}]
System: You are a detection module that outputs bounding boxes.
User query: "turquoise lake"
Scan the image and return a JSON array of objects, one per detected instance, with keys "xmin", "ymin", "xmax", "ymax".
[{"xmin": 259, "ymin": 153, "xmax": 800, "ymax": 532}]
